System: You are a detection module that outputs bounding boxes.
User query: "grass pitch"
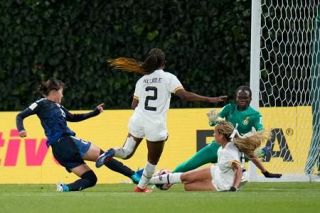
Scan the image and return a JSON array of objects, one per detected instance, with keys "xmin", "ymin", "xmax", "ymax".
[{"xmin": 0, "ymin": 182, "xmax": 319, "ymax": 213}]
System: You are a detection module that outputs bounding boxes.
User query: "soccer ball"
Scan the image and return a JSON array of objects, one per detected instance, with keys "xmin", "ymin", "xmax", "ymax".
[{"xmin": 154, "ymin": 169, "xmax": 173, "ymax": 190}]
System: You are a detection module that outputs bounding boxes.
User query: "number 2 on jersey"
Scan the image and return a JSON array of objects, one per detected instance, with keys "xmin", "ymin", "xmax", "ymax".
[{"xmin": 145, "ymin": 86, "xmax": 157, "ymax": 111}]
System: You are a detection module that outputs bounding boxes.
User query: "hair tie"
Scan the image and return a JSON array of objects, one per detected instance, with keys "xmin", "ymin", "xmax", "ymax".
[{"xmin": 230, "ymin": 123, "xmax": 240, "ymax": 143}]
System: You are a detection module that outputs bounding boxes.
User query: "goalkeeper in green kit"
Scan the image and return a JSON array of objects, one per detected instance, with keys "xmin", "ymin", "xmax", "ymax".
[{"xmin": 173, "ymin": 85, "xmax": 282, "ymax": 178}]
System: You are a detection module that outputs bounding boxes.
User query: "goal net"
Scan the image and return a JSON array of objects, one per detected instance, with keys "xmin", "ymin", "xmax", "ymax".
[{"xmin": 249, "ymin": 0, "xmax": 320, "ymax": 181}]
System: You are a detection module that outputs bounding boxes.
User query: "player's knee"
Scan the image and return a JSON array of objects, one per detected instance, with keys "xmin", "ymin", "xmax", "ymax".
[
  {"xmin": 120, "ymin": 136, "xmax": 137, "ymax": 158},
  {"xmin": 184, "ymin": 183, "xmax": 192, "ymax": 191},
  {"xmin": 180, "ymin": 173, "xmax": 190, "ymax": 183},
  {"xmin": 117, "ymin": 147, "xmax": 134, "ymax": 159},
  {"xmin": 81, "ymin": 170, "xmax": 97, "ymax": 187},
  {"xmin": 123, "ymin": 152, "xmax": 134, "ymax": 159}
]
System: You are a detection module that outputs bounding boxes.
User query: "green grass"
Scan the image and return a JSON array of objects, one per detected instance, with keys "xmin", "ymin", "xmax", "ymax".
[{"xmin": 0, "ymin": 183, "xmax": 319, "ymax": 213}]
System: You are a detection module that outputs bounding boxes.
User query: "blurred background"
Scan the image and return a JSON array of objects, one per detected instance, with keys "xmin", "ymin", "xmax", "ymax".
[{"xmin": 0, "ymin": 0, "xmax": 251, "ymax": 110}]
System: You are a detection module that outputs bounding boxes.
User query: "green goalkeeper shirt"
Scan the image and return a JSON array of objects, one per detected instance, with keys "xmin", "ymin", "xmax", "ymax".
[{"xmin": 211, "ymin": 103, "xmax": 263, "ymax": 134}]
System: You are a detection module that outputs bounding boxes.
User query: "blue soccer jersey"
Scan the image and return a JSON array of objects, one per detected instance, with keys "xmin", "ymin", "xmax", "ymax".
[{"xmin": 16, "ymin": 98, "xmax": 100, "ymax": 145}]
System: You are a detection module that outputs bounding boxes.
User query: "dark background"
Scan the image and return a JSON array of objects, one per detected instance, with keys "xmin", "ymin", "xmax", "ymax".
[{"xmin": 0, "ymin": 0, "xmax": 251, "ymax": 110}]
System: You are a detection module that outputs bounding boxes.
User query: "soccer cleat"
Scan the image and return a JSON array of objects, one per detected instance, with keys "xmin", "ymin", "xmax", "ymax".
[
  {"xmin": 95, "ymin": 148, "xmax": 115, "ymax": 168},
  {"xmin": 131, "ymin": 168, "xmax": 144, "ymax": 184},
  {"xmin": 134, "ymin": 186, "xmax": 152, "ymax": 193},
  {"xmin": 56, "ymin": 183, "xmax": 69, "ymax": 192}
]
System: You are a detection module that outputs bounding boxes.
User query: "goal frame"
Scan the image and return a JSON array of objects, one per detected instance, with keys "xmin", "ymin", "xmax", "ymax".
[{"xmin": 249, "ymin": 0, "xmax": 314, "ymax": 182}]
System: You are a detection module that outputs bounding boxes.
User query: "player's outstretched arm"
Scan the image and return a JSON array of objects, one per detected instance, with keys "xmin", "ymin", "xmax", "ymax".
[
  {"xmin": 251, "ymin": 156, "xmax": 282, "ymax": 178},
  {"xmin": 16, "ymin": 107, "xmax": 37, "ymax": 138},
  {"xmin": 175, "ymin": 89, "xmax": 227, "ymax": 103},
  {"xmin": 262, "ymin": 170, "xmax": 282, "ymax": 178},
  {"xmin": 65, "ymin": 103, "xmax": 104, "ymax": 122}
]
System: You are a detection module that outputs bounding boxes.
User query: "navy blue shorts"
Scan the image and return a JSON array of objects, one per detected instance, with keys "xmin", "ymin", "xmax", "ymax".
[{"xmin": 51, "ymin": 136, "xmax": 91, "ymax": 172}]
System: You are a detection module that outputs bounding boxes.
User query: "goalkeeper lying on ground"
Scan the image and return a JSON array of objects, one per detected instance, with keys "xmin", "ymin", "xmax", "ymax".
[{"xmin": 173, "ymin": 85, "xmax": 282, "ymax": 178}]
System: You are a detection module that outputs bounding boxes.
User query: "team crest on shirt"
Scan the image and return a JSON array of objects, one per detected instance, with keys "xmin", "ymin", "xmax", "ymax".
[{"xmin": 243, "ymin": 117, "xmax": 249, "ymax": 125}]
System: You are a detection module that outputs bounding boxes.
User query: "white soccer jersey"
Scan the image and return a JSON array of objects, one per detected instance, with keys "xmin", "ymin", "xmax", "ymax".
[
  {"xmin": 128, "ymin": 69, "xmax": 183, "ymax": 141},
  {"xmin": 210, "ymin": 142, "xmax": 241, "ymax": 191}
]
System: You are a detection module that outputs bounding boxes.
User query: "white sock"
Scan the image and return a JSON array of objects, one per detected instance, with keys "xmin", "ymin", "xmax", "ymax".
[
  {"xmin": 138, "ymin": 161, "xmax": 156, "ymax": 189},
  {"xmin": 149, "ymin": 173, "xmax": 183, "ymax": 185},
  {"xmin": 113, "ymin": 148, "xmax": 125, "ymax": 158},
  {"xmin": 114, "ymin": 136, "xmax": 136, "ymax": 158}
]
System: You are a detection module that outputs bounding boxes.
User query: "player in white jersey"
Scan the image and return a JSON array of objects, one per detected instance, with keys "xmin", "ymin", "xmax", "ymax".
[
  {"xmin": 96, "ymin": 48, "xmax": 227, "ymax": 192},
  {"xmin": 129, "ymin": 69, "xmax": 183, "ymax": 142},
  {"xmin": 149, "ymin": 120, "xmax": 268, "ymax": 192}
]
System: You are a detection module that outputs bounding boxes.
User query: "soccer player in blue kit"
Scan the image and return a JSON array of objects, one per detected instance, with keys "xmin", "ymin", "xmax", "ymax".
[{"xmin": 16, "ymin": 79, "xmax": 141, "ymax": 191}]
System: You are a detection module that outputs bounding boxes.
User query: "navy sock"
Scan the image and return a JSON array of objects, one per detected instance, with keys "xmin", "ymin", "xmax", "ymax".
[
  {"xmin": 67, "ymin": 170, "xmax": 97, "ymax": 191},
  {"xmin": 100, "ymin": 150, "xmax": 134, "ymax": 177}
]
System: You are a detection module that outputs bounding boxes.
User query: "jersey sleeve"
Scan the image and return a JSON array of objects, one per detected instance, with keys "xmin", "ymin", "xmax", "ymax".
[
  {"xmin": 253, "ymin": 113, "xmax": 264, "ymax": 131},
  {"xmin": 16, "ymin": 101, "xmax": 40, "ymax": 132},
  {"xmin": 63, "ymin": 106, "xmax": 100, "ymax": 122},
  {"xmin": 218, "ymin": 103, "xmax": 232, "ymax": 118},
  {"xmin": 168, "ymin": 74, "xmax": 183, "ymax": 93},
  {"xmin": 133, "ymin": 78, "xmax": 143, "ymax": 100}
]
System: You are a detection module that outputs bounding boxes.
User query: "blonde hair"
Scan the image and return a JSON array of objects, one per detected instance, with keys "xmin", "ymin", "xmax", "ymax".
[
  {"xmin": 107, "ymin": 48, "xmax": 166, "ymax": 75},
  {"xmin": 215, "ymin": 121, "xmax": 269, "ymax": 158}
]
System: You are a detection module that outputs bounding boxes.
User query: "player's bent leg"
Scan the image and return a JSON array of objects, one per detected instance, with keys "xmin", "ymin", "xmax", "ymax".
[
  {"xmin": 82, "ymin": 143, "xmax": 101, "ymax": 161},
  {"xmin": 173, "ymin": 142, "xmax": 220, "ymax": 172},
  {"xmin": 67, "ymin": 170, "xmax": 97, "ymax": 191},
  {"xmin": 114, "ymin": 135, "xmax": 140, "ymax": 159},
  {"xmin": 103, "ymin": 155, "xmax": 136, "ymax": 179},
  {"xmin": 181, "ymin": 167, "xmax": 212, "ymax": 183},
  {"xmin": 96, "ymin": 135, "xmax": 142, "ymax": 168},
  {"xmin": 136, "ymin": 161, "xmax": 156, "ymax": 192},
  {"xmin": 182, "ymin": 168, "xmax": 215, "ymax": 191},
  {"xmin": 61, "ymin": 165, "xmax": 97, "ymax": 192},
  {"xmin": 149, "ymin": 172, "xmax": 183, "ymax": 185},
  {"xmin": 135, "ymin": 140, "xmax": 164, "ymax": 192},
  {"xmin": 95, "ymin": 148, "xmax": 115, "ymax": 168},
  {"xmin": 184, "ymin": 180, "xmax": 215, "ymax": 191},
  {"xmin": 131, "ymin": 168, "xmax": 144, "ymax": 184}
]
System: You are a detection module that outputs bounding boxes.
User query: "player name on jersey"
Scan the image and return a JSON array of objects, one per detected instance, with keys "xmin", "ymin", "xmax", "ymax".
[{"xmin": 143, "ymin": 78, "xmax": 162, "ymax": 84}]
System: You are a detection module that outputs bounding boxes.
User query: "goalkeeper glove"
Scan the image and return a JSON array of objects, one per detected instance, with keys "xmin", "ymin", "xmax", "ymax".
[
  {"xmin": 207, "ymin": 110, "xmax": 219, "ymax": 126},
  {"xmin": 262, "ymin": 171, "xmax": 282, "ymax": 178}
]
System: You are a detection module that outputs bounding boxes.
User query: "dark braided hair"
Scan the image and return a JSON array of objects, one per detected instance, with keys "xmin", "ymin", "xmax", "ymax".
[{"xmin": 142, "ymin": 48, "xmax": 165, "ymax": 73}]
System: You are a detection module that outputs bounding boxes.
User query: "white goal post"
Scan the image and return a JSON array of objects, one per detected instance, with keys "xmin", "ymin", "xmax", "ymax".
[{"xmin": 249, "ymin": 0, "xmax": 320, "ymax": 182}]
